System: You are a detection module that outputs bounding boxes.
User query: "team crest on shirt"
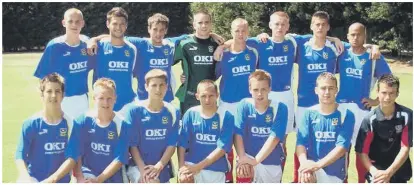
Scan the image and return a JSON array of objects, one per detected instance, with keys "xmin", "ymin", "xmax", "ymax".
[
  {"xmin": 81, "ymin": 48, "xmax": 87, "ymax": 56},
  {"xmin": 124, "ymin": 50, "xmax": 130, "ymax": 57},
  {"xmin": 395, "ymin": 125, "xmax": 403, "ymax": 133},
  {"xmin": 245, "ymin": 54, "xmax": 250, "ymax": 61},
  {"xmin": 162, "ymin": 116, "xmax": 168, "ymax": 124},
  {"xmin": 108, "ymin": 131, "xmax": 115, "ymax": 139},
  {"xmin": 332, "ymin": 118, "xmax": 338, "ymax": 126},
  {"xmin": 212, "ymin": 121, "xmax": 219, "ymax": 129},
  {"xmin": 265, "ymin": 114, "xmax": 272, "ymax": 123},
  {"xmin": 164, "ymin": 49, "xmax": 169, "ymax": 55},
  {"xmin": 60, "ymin": 128, "xmax": 67, "ymax": 137},
  {"xmin": 283, "ymin": 45, "xmax": 288, "ymax": 52},
  {"xmin": 360, "ymin": 59, "xmax": 366, "ymax": 65},
  {"xmin": 323, "ymin": 52, "xmax": 328, "ymax": 59},
  {"xmin": 208, "ymin": 46, "xmax": 214, "ymax": 53}
]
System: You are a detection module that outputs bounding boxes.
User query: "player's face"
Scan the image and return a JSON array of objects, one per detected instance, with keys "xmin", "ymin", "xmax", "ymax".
[
  {"xmin": 249, "ymin": 79, "xmax": 271, "ymax": 104},
  {"xmin": 145, "ymin": 78, "xmax": 167, "ymax": 101},
  {"xmin": 231, "ymin": 23, "xmax": 249, "ymax": 42},
  {"xmin": 62, "ymin": 12, "xmax": 84, "ymax": 35},
  {"xmin": 315, "ymin": 78, "xmax": 338, "ymax": 104},
  {"xmin": 148, "ymin": 23, "xmax": 167, "ymax": 45},
  {"xmin": 193, "ymin": 14, "xmax": 212, "ymax": 37},
  {"xmin": 196, "ymin": 86, "xmax": 218, "ymax": 109},
  {"xmin": 41, "ymin": 82, "xmax": 64, "ymax": 107},
  {"xmin": 94, "ymin": 87, "xmax": 116, "ymax": 112},
  {"xmin": 377, "ymin": 83, "xmax": 399, "ymax": 108},
  {"xmin": 269, "ymin": 15, "xmax": 289, "ymax": 37},
  {"xmin": 347, "ymin": 27, "xmax": 365, "ymax": 48},
  {"xmin": 311, "ymin": 17, "xmax": 330, "ymax": 37},
  {"xmin": 107, "ymin": 16, "xmax": 127, "ymax": 39}
]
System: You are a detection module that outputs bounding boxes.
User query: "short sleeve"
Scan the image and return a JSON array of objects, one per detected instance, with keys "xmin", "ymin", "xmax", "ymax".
[
  {"xmin": 234, "ymin": 100, "xmax": 247, "ymax": 136},
  {"xmin": 269, "ymin": 103, "xmax": 288, "ymax": 142},
  {"xmin": 355, "ymin": 115, "xmax": 372, "ymax": 153},
  {"xmin": 15, "ymin": 120, "xmax": 34, "ymax": 161},
  {"xmin": 335, "ymin": 110, "xmax": 355, "ymax": 148},
  {"xmin": 178, "ymin": 111, "xmax": 192, "ymax": 149},
  {"xmin": 217, "ymin": 112, "xmax": 234, "ymax": 152},
  {"xmin": 296, "ymin": 110, "xmax": 311, "ymax": 148},
  {"xmin": 374, "ymin": 55, "xmax": 392, "ymax": 78},
  {"xmin": 34, "ymin": 40, "xmax": 55, "ymax": 78}
]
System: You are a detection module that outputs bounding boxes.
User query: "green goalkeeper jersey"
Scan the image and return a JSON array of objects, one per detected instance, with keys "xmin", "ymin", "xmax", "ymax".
[{"xmin": 174, "ymin": 35, "xmax": 218, "ymax": 103}]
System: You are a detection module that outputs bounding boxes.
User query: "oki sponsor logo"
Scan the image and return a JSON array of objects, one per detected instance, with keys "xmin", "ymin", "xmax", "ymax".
[
  {"xmin": 345, "ymin": 68, "xmax": 362, "ymax": 76},
  {"xmin": 108, "ymin": 61, "xmax": 129, "ymax": 69},
  {"xmin": 44, "ymin": 142, "xmax": 65, "ymax": 151},
  {"xmin": 91, "ymin": 142, "xmax": 111, "ymax": 152},
  {"xmin": 314, "ymin": 131, "xmax": 335, "ymax": 139},
  {"xmin": 150, "ymin": 59, "xmax": 168, "ymax": 66},
  {"xmin": 307, "ymin": 63, "xmax": 327, "ymax": 71},
  {"xmin": 232, "ymin": 65, "xmax": 251, "ymax": 74},
  {"xmin": 268, "ymin": 56, "xmax": 288, "ymax": 63},
  {"xmin": 69, "ymin": 61, "xmax": 87, "ymax": 70},
  {"xmin": 196, "ymin": 133, "xmax": 217, "ymax": 142},
  {"xmin": 145, "ymin": 129, "xmax": 167, "ymax": 137},
  {"xmin": 194, "ymin": 56, "xmax": 213, "ymax": 62},
  {"xmin": 251, "ymin": 127, "xmax": 271, "ymax": 135}
]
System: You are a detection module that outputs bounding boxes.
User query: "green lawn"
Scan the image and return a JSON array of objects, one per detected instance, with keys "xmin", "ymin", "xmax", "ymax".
[{"xmin": 2, "ymin": 53, "xmax": 412, "ymax": 182}]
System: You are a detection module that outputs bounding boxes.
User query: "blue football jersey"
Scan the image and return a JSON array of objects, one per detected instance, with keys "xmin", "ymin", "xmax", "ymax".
[
  {"xmin": 69, "ymin": 111, "xmax": 130, "ymax": 183},
  {"xmin": 179, "ymin": 106, "xmax": 234, "ymax": 172},
  {"xmin": 126, "ymin": 37, "xmax": 176, "ymax": 102},
  {"xmin": 91, "ymin": 39, "xmax": 137, "ymax": 111},
  {"xmin": 296, "ymin": 36, "xmax": 339, "ymax": 107},
  {"xmin": 234, "ymin": 98, "xmax": 288, "ymax": 166},
  {"xmin": 34, "ymin": 35, "xmax": 91, "ymax": 96},
  {"xmin": 124, "ymin": 101, "xmax": 180, "ymax": 183},
  {"xmin": 215, "ymin": 46, "xmax": 258, "ymax": 103},
  {"xmin": 15, "ymin": 112, "xmax": 75, "ymax": 182},
  {"xmin": 296, "ymin": 104, "xmax": 355, "ymax": 180},
  {"xmin": 246, "ymin": 35, "xmax": 297, "ymax": 91},
  {"xmin": 337, "ymin": 48, "xmax": 391, "ymax": 110}
]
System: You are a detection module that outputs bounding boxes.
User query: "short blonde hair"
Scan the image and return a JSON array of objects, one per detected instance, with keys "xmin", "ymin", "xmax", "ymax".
[
  {"xmin": 270, "ymin": 11, "xmax": 289, "ymax": 21},
  {"xmin": 145, "ymin": 69, "xmax": 168, "ymax": 85},
  {"xmin": 231, "ymin": 18, "xmax": 249, "ymax": 30},
  {"xmin": 316, "ymin": 72, "xmax": 337, "ymax": 87},
  {"xmin": 64, "ymin": 8, "xmax": 83, "ymax": 19},
  {"xmin": 249, "ymin": 69, "xmax": 272, "ymax": 87},
  {"xmin": 93, "ymin": 78, "xmax": 116, "ymax": 93}
]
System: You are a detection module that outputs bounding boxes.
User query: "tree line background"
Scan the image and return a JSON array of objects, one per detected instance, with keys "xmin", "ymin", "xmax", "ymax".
[{"xmin": 2, "ymin": 2, "xmax": 413, "ymax": 57}]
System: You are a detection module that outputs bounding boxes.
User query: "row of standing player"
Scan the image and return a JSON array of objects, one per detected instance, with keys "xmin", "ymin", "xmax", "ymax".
[{"xmin": 22, "ymin": 5, "xmax": 410, "ymax": 183}]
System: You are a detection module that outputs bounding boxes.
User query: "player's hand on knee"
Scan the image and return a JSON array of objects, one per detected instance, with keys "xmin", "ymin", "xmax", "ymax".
[
  {"xmin": 299, "ymin": 171, "xmax": 316, "ymax": 183},
  {"xmin": 236, "ymin": 163, "xmax": 254, "ymax": 178}
]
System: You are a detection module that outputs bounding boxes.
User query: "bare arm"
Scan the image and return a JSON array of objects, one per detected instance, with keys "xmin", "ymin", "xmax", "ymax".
[
  {"xmin": 95, "ymin": 160, "xmax": 123, "ymax": 183},
  {"xmin": 296, "ymin": 145, "xmax": 308, "ymax": 164},
  {"xmin": 315, "ymin": 146, "xmax": 347, "ymax": 169},
  {"xmin": 73, "ymin": 158, "xmax": 85, "ymax": 181},
  {"xmin": 130, "ymin": 146, "xmax": 146, "ymax": 172},
  {"xmin": 234, "ymin": 134, "xmax": 246, "ymax": 157},
  {"xmin": 42, "ymin": 158, "xmax": 76, "ymax": 183},
  {"xmin": 386, "ymin": 146, "xmax": 410, "ymax": 176},
  {"xmin": 255, "ymin": 136, "xmax": 280, "ymax": 164},
  {"xmin": 15, "ymin": 159, "xmax": 31, "ymax": 180},
  {"xmin": 177, "ymin": 147, "xmax": 186, "ymax": 168}
]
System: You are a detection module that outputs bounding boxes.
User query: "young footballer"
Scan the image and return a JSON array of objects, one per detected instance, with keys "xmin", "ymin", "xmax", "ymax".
[
  {"xmin": 215, "ymin": 18, "xmax": 258, "ymax": 116},
  {"xmin": 72, "ymin": 78, "xmax": 130, "ymax": 183},
  {"xmin": 124, "ymin": 69, "xmax": 180, "ymax": 183},
  {"xmin": 355, "ymin": 74, "xmax": 412, "ymax": 183},
  {"xmin": 234, "ymin": 70, "xmax": 288, "ymax": 183},
  {"xmin": 296, "ymin": 72, "xmax": 355, "ymax": 183},
  {"xmin": 90, "ymin": 7, "xmax": 137, "ymax": 112},
  {"xmin": 34, "ymin": 8, "xmax": 91, "ymax": 119},
  {"xmin": 174, "ymin": 10, "xmax": 220, "ymax": 117},
  {"xmin": 337, "ymin": 22, "xmax": 391, "ymax": 182},
  {"xmin": 177, "ymin": 80, "xmax": 234, "ymax": 183},
  {"xmin": 15, "ymin": 73, "xmax": 76, "ymax": 183}
]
